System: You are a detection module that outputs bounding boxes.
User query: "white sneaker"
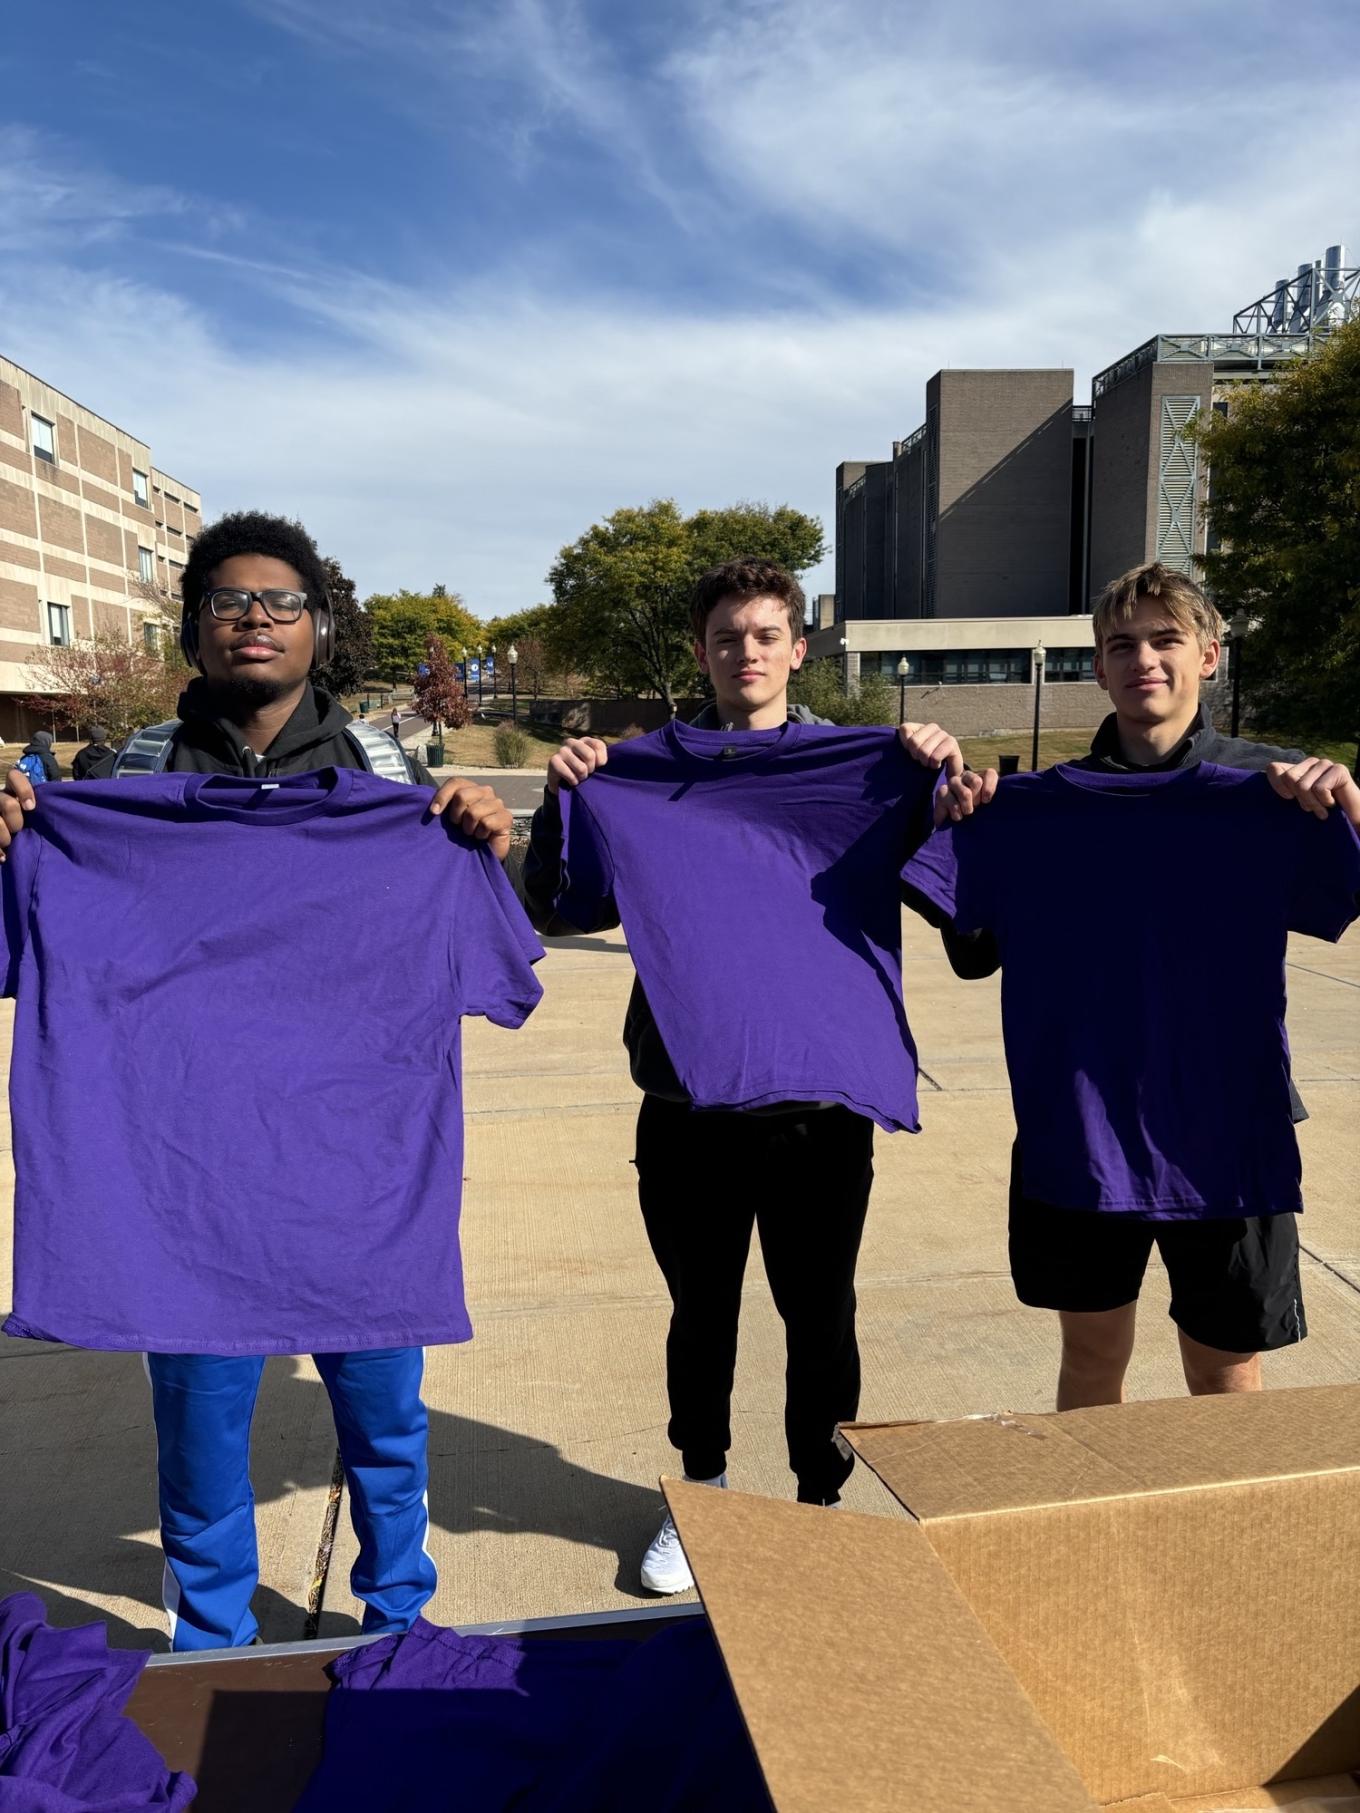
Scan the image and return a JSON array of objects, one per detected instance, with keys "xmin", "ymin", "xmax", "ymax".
[{"xmin": 640, "ymin": 1473, "xmax": 726, "ymax": 1594}]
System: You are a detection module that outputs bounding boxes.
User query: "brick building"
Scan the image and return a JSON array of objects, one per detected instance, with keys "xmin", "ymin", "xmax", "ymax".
[{"xmin": 0, "ymin": 355, "xmax": 200, "ymax": 740}]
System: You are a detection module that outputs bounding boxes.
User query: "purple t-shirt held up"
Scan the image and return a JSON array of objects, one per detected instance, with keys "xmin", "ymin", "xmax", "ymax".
[
  {"xmin": 902, "ymin": 763, "xmax": 1360, "ymax": 1218},
  {"xmin": 554, "ymin": 721, "xmax": 937, "ymax": 1131},
  {"xmin": 1, "ymin": 771, "xmax": 543, "ymax": 1354}
]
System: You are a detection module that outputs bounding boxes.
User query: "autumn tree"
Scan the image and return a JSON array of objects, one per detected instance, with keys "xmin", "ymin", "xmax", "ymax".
[
  {"xmin": 546, "ymin": 499, "xmax": 824, "ymax": 713},
  {"xmin": 1193, "ymin": 318, "xmax": 1360, "ymax": 743},
  {"xmin": 23, "ymin": 632, "xmax": 182, "ymax": 739},
  {"xmin": 412, "ymin": 635, "xmax": 471, "ymax": 744}
]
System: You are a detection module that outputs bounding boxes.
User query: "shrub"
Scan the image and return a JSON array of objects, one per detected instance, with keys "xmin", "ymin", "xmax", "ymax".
[
  {"xmin": 790, "ymin": 659, "xmax": 896, "ymax": 726},
  {"xmin": 494, "ymin": 725, "xmax": 531, "ymax": 767}
]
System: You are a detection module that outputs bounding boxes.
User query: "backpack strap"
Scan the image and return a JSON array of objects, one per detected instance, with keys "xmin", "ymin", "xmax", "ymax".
[
  {"xmin": 109, "ymin": 716, "xmax": 416, "ymax": 783},
  {"xmin": 344, "ymin": 719, "xmax": 417, "ymax": 784},
  {"xmin": 111, "ymin": 720, "xmax": 182, "ymax": 777}
]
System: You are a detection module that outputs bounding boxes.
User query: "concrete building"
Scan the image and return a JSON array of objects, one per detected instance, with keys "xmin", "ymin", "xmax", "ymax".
[
  {"xmin": 0, "ymin": 356, "xmax": 200, "ymax": 739},
  {"xmin": 825, "ymin": 245, "xmax": 1356, "ymax": 735}
]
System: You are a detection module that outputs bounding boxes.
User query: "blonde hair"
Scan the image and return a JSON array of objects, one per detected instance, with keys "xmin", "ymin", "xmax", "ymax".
[{"xmin": 1092, "ymin": 562, "xmax": 1223, "ymax": 650}]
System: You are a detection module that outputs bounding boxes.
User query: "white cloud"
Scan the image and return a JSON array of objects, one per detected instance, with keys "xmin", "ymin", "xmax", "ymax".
[{"xmin": 1, "ymin": 6, "xmax": 1356, "ymax": 617}]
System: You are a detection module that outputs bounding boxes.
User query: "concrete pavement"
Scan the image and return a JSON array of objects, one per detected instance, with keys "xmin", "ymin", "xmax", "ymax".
[{"xmin": 1, "ymin": 917, "xmax": 1357, "ymax": 1646}]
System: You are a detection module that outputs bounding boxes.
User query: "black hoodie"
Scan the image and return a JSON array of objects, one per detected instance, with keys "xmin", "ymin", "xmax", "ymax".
[{"xmin": 85, "ymin": 679, "xmax": 433, "ymax": 784}]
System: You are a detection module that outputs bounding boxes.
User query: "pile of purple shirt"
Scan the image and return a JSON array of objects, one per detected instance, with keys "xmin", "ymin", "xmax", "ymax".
[{"xmin": 0, "ymin": 1594, "xmax": 194, "ymax": 1811}]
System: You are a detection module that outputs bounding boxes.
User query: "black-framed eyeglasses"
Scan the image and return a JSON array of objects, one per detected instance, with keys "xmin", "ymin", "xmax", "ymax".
[{"xmin": 204, "ymin": 588, "xmax": 309, "ymax": 623}]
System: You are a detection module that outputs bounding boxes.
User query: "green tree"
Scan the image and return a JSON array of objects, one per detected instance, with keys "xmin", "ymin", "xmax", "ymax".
[
  {"xmin": 546, "ymin": 499, "xmax": 825, "ymax": 714},
  {"xmin": 1193, "ymin": 318, "xmax": 1360, "ymax": 742},
  {"xmin": 789, "ymin": 659, "xmax": 896, "ymax": 727},
  {"xmin": 314, "ymin": 555, "xmax": 372, "ymax": 698},
  {"xmin": 364, "ymin": 589, "xmax": 482, "ymax": 684}
]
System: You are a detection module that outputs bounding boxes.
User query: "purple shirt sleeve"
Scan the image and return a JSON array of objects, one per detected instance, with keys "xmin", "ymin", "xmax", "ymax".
[
  {"xmin": 1, "ymin": 827, "xmax": 42, "ymax": 998},
  {"xmin": 554, "ymin": 787, "xmax": 617, "ymax": 932},
  {"xmin": 901, "ymin": 818, "xmax": 994, "ymax": 934},
  {"xmin": 451, "ymin": 842, "xmax": 546, "ymax": 1028},
  {"xmin": 1287, "ymin": 809, "xmax": 1360, "ymax": 942}
]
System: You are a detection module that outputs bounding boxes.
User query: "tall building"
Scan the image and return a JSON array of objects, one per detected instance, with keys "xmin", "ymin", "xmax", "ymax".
[
  {"xmin": 0, "ymin": 355, "xmax": 201, "ymax": 739},
  {"xmin": 816, "ymin": 245, "xmax": 1355, "ymax": 733}
]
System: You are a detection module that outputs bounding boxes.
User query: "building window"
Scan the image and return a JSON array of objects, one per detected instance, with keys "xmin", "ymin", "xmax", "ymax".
[
  {"xmin": 32, "ymin": 415, "xmax": 55, "ymax": 464},
  {"xmin": 909, "ymin": 648, "xmax": 1032, "ymax": 685},
  {"xmin": 47, "ymin": 603, "xmax": 72, "ymax": 646},
  {"xmin": 138, "ymin": 546, "xmax": 154, "ymax": 583},
  {"xmin": 143, "ymin": 621, "xmax": 162, "ymax": 652},
  {"xmin": 133, "ymin": 469, "xmax": 149, "ymax": 507},
  {"xmin": 1043, "ymin": 648, "xmax": 1096, "ymax": 683}
]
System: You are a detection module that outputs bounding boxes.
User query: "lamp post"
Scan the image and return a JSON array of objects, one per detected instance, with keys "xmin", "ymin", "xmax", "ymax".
[
  {"xmin": 1228, "ymin": 610, "xmax": 1248, "ymax": 738},
  {"xmin": 1030, "ymin": 641, "xmax": 1046, "ymax": 771},
  {"xmin": 508, "ymin": 643, "xmax": 519, "ymax": 724},
  {"xmin": 896, "ymin": 656, "xmax": 910, "ymax": 725},
  {"xmin": 489, "ymin": 645, "xmax": 497, "ymax": 699},
  {"xmin": 839, "ymin": 635, "xmax": 849, "ymax": 694},
  {"xmin": 475, "ymin": 646, "xmax": 484, "ymax": 706}
]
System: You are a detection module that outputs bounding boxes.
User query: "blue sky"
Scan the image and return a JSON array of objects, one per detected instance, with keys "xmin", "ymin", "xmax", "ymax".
[{"xmin": 2, "ymin": 0, "xmax": 1357, "ymax": 614}]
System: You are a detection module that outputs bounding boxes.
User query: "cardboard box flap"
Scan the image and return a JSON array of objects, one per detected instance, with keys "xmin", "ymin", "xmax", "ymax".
[
  {"xmin": 664, "ymin": 1478, "xmax": 1099, "ymax": 1813},
  {"xmin": 842, "ymin": 1385, "xmax": 1360, "ymax": 1521}
]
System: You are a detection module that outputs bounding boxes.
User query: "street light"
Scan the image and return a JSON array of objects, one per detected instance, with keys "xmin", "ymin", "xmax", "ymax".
[
  {"xmin": 1227, "ymin": 610, "xmax": 1249, "ymax": 738},
  {"xmin": 489, "ymin": 645, "xmax": 498, "ymax": 698},
  {"xmin": 475, "ymin": 645, "xmax": 484, "ymax": 706},
  {"xmin": 508, "ymin": 643, "xmax": 519, "ymax": 724},
  {"xmin": 896, "ymin": 656, "xmax": 910, "ymax": 724},
  {"xmin": 839, "ymin": 635, "xmax": 849, "ymax": 694},
  {"xmin": 1030, "ymin": 641, "xmax": 1046, "ymax": 771}
]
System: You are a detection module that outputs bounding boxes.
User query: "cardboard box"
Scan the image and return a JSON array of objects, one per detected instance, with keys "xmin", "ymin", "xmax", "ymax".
[{"xmin": 666, "ymin": 1383, "xmax": 1360, "ymax": 1813}]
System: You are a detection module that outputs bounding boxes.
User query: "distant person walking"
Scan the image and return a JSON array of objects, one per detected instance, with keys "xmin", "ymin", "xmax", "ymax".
[
  {"xmin": 17, "ymin": 730, "xmax": 60, "ymax": 785},
  {"xmin": 389, "ymin": 706, "xmax": 403, "ymax": 742},
  {"xmin": 72, "ymin": 725, "xmax": 117, "ymax": 782}
]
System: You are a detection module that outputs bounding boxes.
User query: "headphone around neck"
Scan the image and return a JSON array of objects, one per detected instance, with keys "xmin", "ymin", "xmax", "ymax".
[{"xmin": 180, "ymin": 587, "xmax": 335, "ymax": 675}]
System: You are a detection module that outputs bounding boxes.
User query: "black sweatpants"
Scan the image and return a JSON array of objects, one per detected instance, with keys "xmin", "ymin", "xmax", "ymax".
[{"xmin": 634, "ymin": 1094, "xmax": 875, "ymax": 1503}]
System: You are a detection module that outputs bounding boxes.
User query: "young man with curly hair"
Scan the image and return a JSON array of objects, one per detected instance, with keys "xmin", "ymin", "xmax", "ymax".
[{"xmin": 3, "ymin": 511, "xmax": 518, "ymax": 1649}]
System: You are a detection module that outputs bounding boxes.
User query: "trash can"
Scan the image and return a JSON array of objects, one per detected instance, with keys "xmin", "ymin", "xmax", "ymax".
[
  {"xmin": 427, "ymin": 742, "xmax": 446, "ymax": 767},
  {"xmin": 998, "ymin": 754, "xmax": 1021, "ymax": 776}
]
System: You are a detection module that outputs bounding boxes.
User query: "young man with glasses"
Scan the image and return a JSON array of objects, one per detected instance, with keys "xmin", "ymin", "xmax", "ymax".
[{"xmin": 3, "ymin": 510, "xmax": 517, "ymax": 1649}]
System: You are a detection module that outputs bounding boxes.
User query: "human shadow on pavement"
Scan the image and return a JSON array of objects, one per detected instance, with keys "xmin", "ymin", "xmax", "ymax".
[{"xmin": 1, "ymin": 1351, "xmax": 670, "ymax": 1647}]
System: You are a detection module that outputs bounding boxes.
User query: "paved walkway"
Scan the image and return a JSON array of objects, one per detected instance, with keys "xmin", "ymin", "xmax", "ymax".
[{"xmin": 0, "ymin": 919, "xmax": 1356, "ymax": 1646}]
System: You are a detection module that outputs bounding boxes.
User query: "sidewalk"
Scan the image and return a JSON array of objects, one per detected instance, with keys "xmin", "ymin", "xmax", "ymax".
[{"xmin": 1, "ymin": 920, "xmax": 1357, "ymax": 1645}]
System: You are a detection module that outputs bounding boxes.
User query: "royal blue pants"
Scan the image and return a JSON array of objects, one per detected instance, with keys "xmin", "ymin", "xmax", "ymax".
[{"xmin": 145, "ymin": 1347, "xmax": 436, "ymax": 1652}]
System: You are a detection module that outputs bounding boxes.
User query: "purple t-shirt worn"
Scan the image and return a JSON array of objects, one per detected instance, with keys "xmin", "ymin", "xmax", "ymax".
[
  {"xmin": 0, "ymin": 1592, "xmax": 195, "ymax": 1810},
  {"xmin": 554, "ymin": 721, "xmax": 936, "ymax": 1131},
  {"xmin": 1, "ymin": 771, "xmax": 543, "ymax": 1354},
  {"xmin": 903, "ymin": 763, "xmax": 1360, "ymax": 1217}
]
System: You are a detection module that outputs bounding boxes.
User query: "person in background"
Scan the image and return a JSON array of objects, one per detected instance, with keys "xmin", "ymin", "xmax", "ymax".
[
  {"xmin": 71, "ymin": 726, "xmax": 117, "ymax": 782},
  {"xmin": 390, "ymin": 705, "xmax": 403, "ymax": 741},
  {"xmin": 16, "ymin": 730, "xmax": 61, "ymax": 786}
]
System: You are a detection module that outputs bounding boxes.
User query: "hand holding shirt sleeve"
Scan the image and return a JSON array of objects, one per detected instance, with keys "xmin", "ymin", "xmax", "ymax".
[{"xmin": 1286, "ymin": 808, "xmax": 1360, "ymax": 942}]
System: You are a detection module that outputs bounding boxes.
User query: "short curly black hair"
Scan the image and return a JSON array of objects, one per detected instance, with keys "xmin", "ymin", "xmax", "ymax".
[{"xmin": 179, "ymin": 510, "xmax": 329, "ymax": 623}]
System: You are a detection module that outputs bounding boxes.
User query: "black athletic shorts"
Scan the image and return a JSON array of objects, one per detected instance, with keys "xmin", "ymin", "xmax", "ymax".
[{"xmin": 1008, "ymin": 1149, "xmax": 1306, "ymax": 1354}]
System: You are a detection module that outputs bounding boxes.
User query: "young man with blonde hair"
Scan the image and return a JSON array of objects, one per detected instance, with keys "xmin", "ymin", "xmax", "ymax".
[{"xmin": 906, "ymin": 560, "xmax": 1360, "ymax": 1410}]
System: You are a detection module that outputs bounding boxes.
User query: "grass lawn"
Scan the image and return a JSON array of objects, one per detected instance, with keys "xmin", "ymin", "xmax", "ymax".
[
  {"xmin": 409, "ymin": 720, "xmax": 564, "ymax": 767},
  {"xmin": 960, "ymin": 729, "xmax": 1096, "ymax": 771},
  {"xmin": 961, "ymin": 726, "xmax": 1358, "ymax": 773}
]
